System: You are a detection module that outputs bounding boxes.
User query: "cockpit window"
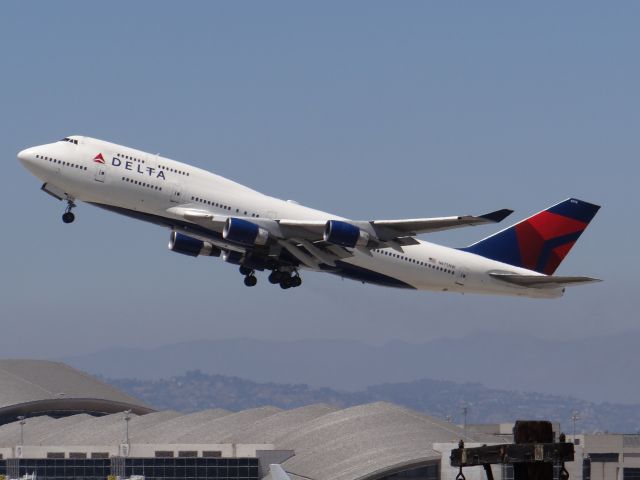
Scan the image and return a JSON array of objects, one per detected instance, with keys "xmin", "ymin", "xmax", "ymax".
[{"xmin": 60, "ymin": 137, "xmax": 78, "ymax": 145}]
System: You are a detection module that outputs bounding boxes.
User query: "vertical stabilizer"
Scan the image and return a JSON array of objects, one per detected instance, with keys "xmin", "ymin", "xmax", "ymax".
[{"xmin": 460, "ymin": 198, "xmax": 600, "ymax": 274}]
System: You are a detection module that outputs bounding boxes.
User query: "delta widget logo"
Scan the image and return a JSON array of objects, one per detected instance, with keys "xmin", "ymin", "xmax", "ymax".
[{"xmin": 93, "ymin": 153, "xmax": 105, "ymax": 164}]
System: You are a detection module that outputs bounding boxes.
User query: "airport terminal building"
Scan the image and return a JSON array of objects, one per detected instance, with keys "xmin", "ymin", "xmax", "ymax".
[
  {"xmin": 0, "ymin": 359, "xmax": 636, "ymax": 480},
  {"xmin": 0, "ymin": 360, "xmax": 502, "ymax": 480}
]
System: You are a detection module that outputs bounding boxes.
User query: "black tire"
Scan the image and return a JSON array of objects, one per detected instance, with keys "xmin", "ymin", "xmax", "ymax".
[
  {"xmin": 244, "ymin": 275, "xmax": 257, "ymax": 287},
  {"xmin": 239, "ymin": 266, "xmax": 252, "ymax": 276},
  {"xmin": 280, "ymin": 276, "xmax": 293, "ymax": 289},
  {"xmin": 268, "ymin": 271, "xmax": 282, "ymax": 284},
  {"xmin": 292, "ymin": 276, "xmax": 302, "ymax": 288},
  {"xmin": 62, "ymin": 212, "xmax": 75, "ymax": 224}
]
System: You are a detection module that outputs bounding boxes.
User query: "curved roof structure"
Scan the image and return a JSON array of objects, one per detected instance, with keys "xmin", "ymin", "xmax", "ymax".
[
  {"xmin": 0, "ymin": 360, "xmax": 153, "ymax": 424},
  {"xmin": 271, "ymin": 402, "xmax": 497, "ymax": 480},
  {"xmin": 0, "ymin": 402, "xmax": 499, "ymax": 480},
  {"xmin": 174, "ymin": 406, "xmax": 283, "ymax": 444},
  {"xmin": 222, "ymin": 404, "xmax": 340, "ymax": 444},
  {"xmin": 130, "ymin": 408, "xmax": 231, "ymax": 443},
  {"xmin": 0, "ymin": 361, "xmax": 503, "ymax": 480}
]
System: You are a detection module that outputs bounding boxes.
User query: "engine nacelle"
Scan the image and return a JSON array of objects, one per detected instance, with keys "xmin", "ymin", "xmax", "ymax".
[
  {"xmin": 223, "ymin": 218, "xmax": 269, "ymax": 246},
  {"xmin": 168, "ymin": 232, "xmax": 221, "ymax": 257},
  {"xmin": 222, "ymin": 250, "xmax": 244, "ymax": 265},
  {"xmin": 323, "ymin": 220, "xmax": 370, "ymax": 248}
]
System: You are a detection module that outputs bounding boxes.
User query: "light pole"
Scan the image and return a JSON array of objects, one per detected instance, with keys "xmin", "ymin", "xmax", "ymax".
[
  {"xmin": 123, "ymin": 410, "xmax": 132, "ymax": 447},
  {"xmin": 18, "ymin": 416, "xmax": 26, "ymax": 446},
  {"xmin": 571, "ymin": 411, "xmax": 580, "ymax": 442},
  {"xmin": 462, "ymin": 405, "xmax": 469, "ymax": 439}
]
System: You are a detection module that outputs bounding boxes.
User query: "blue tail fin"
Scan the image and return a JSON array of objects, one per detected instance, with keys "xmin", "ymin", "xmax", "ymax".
[{"xmin": 460, "ymin": 198, "xmax": 600, "ymax": 274}]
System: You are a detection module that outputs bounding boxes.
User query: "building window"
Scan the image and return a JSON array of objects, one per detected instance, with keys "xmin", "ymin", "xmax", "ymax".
[
  {"xmin": 590, "ymin": 453, "xmax": 619, "ymax": 462},
  {"xmin": 178, "ymin": 451, "xmax": 198, "ymax": 458},
  {"xmin": 624, "ymin": 468, "xmax": 640, "ymax": 480},
  {"xmin": 583, "ymin": 459, "xmax": 591, "ymax": 480},
  {"xmin": 155, "ymin": 451, "xmax": 174, "ymax": 458},
  {"xmin": 502, "ymin": 464, "xmax": 514, "ymax": 480},
  {"xmin": 202, "ymin": 451, "xmax": 222, "ymax": 458}
]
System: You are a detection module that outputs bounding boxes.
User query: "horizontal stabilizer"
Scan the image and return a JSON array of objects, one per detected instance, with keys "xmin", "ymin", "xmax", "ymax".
[{"xmin": 490, "ymin": 273, "xmax": 602, "ymax": 288}]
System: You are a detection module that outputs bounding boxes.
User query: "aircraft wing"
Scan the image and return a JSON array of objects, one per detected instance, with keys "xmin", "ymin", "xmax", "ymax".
[
  {"xmin": 165, "ymin": 206, "xmax": 513, "ymax": 266},
  {"xmin": 490, "ymin": 273, "xmax": 602, "ymax": 288},
  {"xmin": 369, "ymin": 209, "xmax": 514, "ymax": 240},
  {"xmin": 269, "ymin": 465, "xmax": 292, "ymax": 480},
  {"xmin": 279, "ymin": 208, "xmax": 513, "ymax": 242},
  {"xmin": 167, "ymin": 206, "xmax": 227, "ymax": 231}
]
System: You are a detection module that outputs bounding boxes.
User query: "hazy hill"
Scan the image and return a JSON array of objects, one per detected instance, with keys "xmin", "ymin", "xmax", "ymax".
[
  {"xmin": 64, "ymin": 332, "xmax": 640, "ymax": 404},
  {"xmin": 106, "ymin": 370, "xmax": 640, "ymax": 433}
]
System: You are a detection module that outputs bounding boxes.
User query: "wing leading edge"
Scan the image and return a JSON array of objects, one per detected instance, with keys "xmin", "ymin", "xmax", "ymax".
[
  {"xmin": 168, "ymin": 206, "xmax": 513, "ymax": 244},
  {"xmin": 165, "ymin": 205, "xmax": 514, "ymax": 267},
  {"xmin": 369, "ymin": 208, "xmax": 514, "ymax": 240}
]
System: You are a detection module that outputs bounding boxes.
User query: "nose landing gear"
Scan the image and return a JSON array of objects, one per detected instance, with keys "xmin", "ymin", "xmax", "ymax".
[
  {"xmin": 239, "ymin": 266, "xmax": 258, "ymax": 287},
  {"xmin": 62, "ymin": 199, "xmax": 76, "ymax": 224}
]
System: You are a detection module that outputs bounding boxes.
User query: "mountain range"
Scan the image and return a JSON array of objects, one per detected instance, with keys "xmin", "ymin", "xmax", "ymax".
[
  {"xmin": 105, "ymin": 370, "xmax": 640, "ymax": 433},
  {"xmin": 62, "ymin": 332, "xmax": 640, "ymax": 404}
]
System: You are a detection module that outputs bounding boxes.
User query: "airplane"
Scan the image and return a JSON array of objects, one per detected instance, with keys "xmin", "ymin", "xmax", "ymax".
[
  {"xmin": 269, "ymin": 465, "xmax": 292, "ymax": 480},
  {"xmin": 17, "ymin": 135, "xmax": 601, "ymax": 298}
]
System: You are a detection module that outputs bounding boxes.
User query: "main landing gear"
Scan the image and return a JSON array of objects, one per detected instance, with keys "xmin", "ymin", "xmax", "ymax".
[
  {"xmin": 268, "ymin": 269, "xmax": 302, "ymax": 289},
  {"xmin": 239, "ymin": 266, "xmax": 303, "ymax": 289},
  {"xmin": 62, "ymin": 199, "xmax": 76, "ymax": 224}
]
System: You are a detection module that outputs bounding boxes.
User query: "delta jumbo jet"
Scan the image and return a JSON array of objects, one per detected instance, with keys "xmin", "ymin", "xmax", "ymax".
[{"xmin": 18, "ymin": 136, "xmax": 601, "ymax": 298}]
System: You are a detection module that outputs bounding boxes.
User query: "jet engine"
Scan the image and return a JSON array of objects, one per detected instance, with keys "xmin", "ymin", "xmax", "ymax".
[
  {"xmin": 168, "ymin": 232, "xmax": 221, "ymax": 257},
  {"xmin": 323, "ymin": 220, "xmax": 370, "ymax": 248},
  {"xmin": 223, "ymin": 218, "xmax": 269, "ymax": 246},
  {"xmin": 222, "ymin": 250, "xmax": 244, "ymax": 265}
]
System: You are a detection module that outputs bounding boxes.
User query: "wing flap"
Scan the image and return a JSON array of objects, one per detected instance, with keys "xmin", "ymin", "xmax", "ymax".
[
  {"xmin": 490, "ymin": 273, "xmax": 602, "ymax": 288},
  {"xmin": 278, "ymin": 219, "xmax": 326, "ymax": 240}
]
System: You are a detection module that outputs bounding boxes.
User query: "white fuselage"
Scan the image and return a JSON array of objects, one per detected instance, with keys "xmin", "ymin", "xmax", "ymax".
[{"xmin": 18, "ymin": 136, "xmax": 562, "ymax": 298}]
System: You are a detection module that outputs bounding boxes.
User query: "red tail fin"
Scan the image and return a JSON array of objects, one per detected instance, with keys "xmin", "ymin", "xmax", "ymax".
[{"xmin": 461, "ymin": 198, "xmax": 600, "ymax": 274}]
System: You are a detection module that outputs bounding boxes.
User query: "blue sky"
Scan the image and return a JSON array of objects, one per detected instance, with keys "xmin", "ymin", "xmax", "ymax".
[{"xmin": 1, "ymin": 2, "xmax": 638, "ymax": 367}]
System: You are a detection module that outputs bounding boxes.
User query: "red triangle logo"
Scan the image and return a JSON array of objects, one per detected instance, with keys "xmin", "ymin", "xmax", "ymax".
[{"xmin": 93, "ymin": 153, "xmax": 105, "ymax": 164}]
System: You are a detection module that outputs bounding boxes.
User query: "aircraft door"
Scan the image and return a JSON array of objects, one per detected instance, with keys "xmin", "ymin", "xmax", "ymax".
[
  {"xmin": 455, "ymin": 268, "xmax": 468, "ymax": 286},
  {"xmin": 94, "ymin": 164, "xmax": 106, "ymax": 183},
  {"xmin": 169, "ymin": 183, "xmax": 183, "ymax": 203}
]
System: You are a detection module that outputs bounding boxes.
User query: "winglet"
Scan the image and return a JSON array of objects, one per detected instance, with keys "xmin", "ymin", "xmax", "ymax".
[{"xmin": 480, "ymin": 208, "xmax": 514, "ymax": 223}]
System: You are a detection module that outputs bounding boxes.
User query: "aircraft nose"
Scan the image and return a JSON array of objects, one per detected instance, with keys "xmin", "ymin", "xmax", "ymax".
[{"xmin": 17, "ymin": 148, "xmax": 34, "ymax": 164}]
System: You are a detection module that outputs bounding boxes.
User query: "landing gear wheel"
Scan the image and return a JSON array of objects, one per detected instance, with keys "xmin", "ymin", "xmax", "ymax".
[
  {"xmin": 268, "ymin": 271, "xmax": 282, "ymax": 284},
  {"xmin": 62, "ymin": 199, "xmax": 76, "ymax": 224},
  {"xmin": 291, "ymin": 275, "xmax": 302, "ymax": 288},
  {"xmin": 239, "ymin": 266, "xmax": 252, "ymax": 276},
  {"xmin": 279, "ymin": 276, "xmax": 293, "ymax": 289},
  {"xmin": 62, "ymin": 212, "xmax": 75, "ymax": 224},
  {"xmin": 244, "ymin": 275, "xmax": 257, "ymax": 287}
]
